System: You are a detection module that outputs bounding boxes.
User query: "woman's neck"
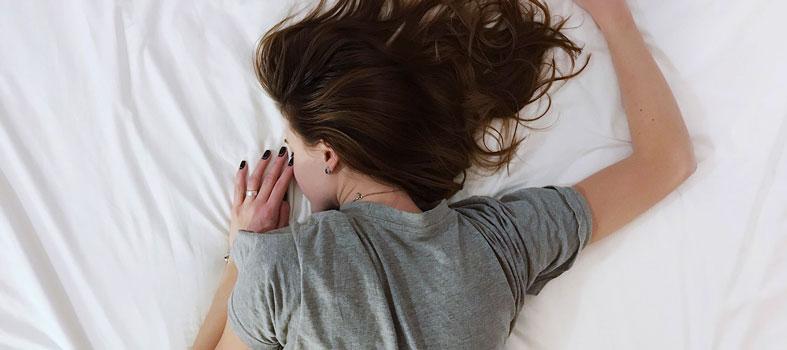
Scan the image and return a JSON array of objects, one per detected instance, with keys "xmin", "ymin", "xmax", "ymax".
[{"xmin": 336, "ymin": 176, "xmax": 422, "ymax": 213}]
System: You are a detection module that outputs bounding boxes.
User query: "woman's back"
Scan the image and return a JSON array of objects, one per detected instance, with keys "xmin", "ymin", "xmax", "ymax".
[{"xmin": 227, "ymin": 185, "xmax": 592, "ymax": 349}]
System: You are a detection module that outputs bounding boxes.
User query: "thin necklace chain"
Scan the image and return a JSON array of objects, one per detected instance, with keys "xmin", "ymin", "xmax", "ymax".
[{"xmin": 352, "ymin": 189, "xmax": 402, "ymax": 202}]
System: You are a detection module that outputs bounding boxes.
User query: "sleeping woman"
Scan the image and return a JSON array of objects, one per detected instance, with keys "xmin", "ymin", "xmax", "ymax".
[{"xmin": 195, "ymin": 0, "xmax": 695, "ymax": 348}]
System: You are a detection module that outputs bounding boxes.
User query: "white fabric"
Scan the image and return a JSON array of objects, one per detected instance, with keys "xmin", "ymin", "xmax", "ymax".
[{"xmin": 1, "ymin": 0, "xmax": 784, "ymax": 349}]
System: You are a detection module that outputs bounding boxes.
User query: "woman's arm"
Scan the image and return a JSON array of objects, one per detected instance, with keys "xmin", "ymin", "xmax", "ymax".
[
  {"xmin": 194, "ymin": 150, "xmax": 294, "ymax": 348},
  {"xmin": 593, "ymin": 3, "xmax": 693, "ymax": 157},
  {"xmin": 571, "ymin": 1, "xmax": 696, "ymax": 244},
  {"xmin": 193, "ymin": 262, "xmax": 239, "ymax": 350}
]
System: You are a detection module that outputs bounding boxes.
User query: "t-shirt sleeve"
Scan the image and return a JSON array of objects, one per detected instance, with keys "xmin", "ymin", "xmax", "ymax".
[
  {"xmin": 227, "ymin": 229, "xmax": 300, "ymax": 350},
  {"xmin": 452, "ymin": 185, "xmax": 593, "ymax": 307}
]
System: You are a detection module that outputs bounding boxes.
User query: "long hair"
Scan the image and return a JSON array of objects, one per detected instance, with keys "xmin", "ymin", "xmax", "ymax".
[{"xmin": 254, "ymin": 0, "xmax": 589, "ymax": 209}]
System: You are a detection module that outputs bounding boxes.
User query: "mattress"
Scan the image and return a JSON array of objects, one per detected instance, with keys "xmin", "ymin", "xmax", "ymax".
[{"xmin": 1, "ymin": 0, "xmax": 785, "ymax": 349}]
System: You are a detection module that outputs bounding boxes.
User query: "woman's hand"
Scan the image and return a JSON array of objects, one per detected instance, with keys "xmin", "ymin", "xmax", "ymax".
[
  {"xmin": 573, "ymin": 0, "xmax": 631, "ymax": 30},
  {"xmin": 229, "ymin": 148, "xmax": 294, "ymax": 248}
]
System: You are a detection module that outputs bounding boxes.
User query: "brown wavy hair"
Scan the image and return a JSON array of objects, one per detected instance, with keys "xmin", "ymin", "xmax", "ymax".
[{"xmin": 254, "ymin": 0, "xmax": 589, "ymax": 210}]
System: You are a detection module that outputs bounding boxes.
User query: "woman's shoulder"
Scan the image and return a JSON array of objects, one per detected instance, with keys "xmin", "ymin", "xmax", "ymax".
[
  {"xmin": 229, "ymin": 227, "xmax": 303, "ymax": 347},
  {"xmin": 231, "ymin": 228, "xmax": 300, "ymax": 274},
  {"xmin": 230, "ymin": 211, "xmax": 347, "ymax": 267}
]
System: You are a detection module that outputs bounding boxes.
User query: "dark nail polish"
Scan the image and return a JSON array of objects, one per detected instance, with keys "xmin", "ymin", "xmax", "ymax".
[
  {"xmin": 278, "ymin": 146, "xmax": 287, "ymax": 157},
  {"xmin": 261, "ymin": 150, "xmax": 271, "ymax": 160},
  {"xmin": 239, "ymin": 160, "xmax": 246, "ymax": 169},
  {"xmin": 288, "ymin": 153, "xmax": 294, "ymax": 166}
]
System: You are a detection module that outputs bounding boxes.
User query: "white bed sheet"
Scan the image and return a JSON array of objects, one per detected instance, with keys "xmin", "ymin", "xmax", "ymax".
[{"xmin": 1, "ymin": 0, "xmax": 784, "ymax": 349}]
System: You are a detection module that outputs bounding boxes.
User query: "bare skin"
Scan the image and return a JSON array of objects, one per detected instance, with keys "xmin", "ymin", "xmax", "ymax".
[{"xmin": 571, "ymin": 0, "xmax": 696, "ymax": 244}]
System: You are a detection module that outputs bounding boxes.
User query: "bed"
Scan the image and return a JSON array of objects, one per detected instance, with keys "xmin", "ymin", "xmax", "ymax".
[{"xmin": 1, "ymin": 0, "xmax": 785, "ymax": 349}]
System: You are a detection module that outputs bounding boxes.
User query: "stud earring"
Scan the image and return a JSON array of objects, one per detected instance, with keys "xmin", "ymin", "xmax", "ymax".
[{"xmin": 324, "ymin": 167, "xmax": 332, "ymax": 174}]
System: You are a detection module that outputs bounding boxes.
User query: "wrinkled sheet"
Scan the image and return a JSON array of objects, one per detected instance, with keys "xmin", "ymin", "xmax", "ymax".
[{"xmin": 1, "ymin": 0, "xmax": 785, "ymax": 349}]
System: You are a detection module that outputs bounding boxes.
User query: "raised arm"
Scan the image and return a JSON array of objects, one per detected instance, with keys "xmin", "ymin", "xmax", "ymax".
[{"xmin": 571, "ymin": 0, "xmax": 697, "ymax": 244}]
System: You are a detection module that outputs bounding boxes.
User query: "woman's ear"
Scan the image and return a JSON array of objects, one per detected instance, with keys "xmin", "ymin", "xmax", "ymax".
[{"xmin": 318, "ymin": 140, "xmax": 341, "ymax": 172}]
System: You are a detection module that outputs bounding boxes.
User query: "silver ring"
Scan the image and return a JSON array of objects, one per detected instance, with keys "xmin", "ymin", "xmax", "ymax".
[{"xmin": 245, "ymin": 190, "xmax": 258, "ymax": 198}]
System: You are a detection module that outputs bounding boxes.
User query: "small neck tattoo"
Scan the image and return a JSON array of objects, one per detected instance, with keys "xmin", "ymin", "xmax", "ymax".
[{"xmin": 351, "ymin": 189, "xmax": 400, "ymax": 202}]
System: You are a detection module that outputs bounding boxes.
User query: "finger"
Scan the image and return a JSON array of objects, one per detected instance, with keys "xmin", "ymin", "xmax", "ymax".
[
  {"xmin": 246, "ymin": 149, "xmax": 273, "ymax": 203},
  {"xmin": 266, "ymin": 154, "xmax": 294, "ymax": 205},
  {"xmin": 233, "ymin": 160, "xmax": 248, "ymax": 208},
  {"xmin": 257, "ymin": 146, "xmax": 289, "ymax": 202},
  {"xmin": 277, "ymin": 200, "xmax": 290, "ymax": 229}
]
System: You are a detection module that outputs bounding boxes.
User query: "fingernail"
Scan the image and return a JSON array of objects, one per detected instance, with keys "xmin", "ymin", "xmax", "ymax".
[
  {"xmin": 239, "ymin": 160, "xmax": 246, "ymax": 169},
  {"xmin": 278, "ymin": 146, "xmax": 287, "ymax": 157},
  {"xmin": 288, "ymin": 153, "xmax": 294, "ymax": 166},
  {"xmin": 261, "ymin": 150, "xmax": 271, "ymax": 160}
]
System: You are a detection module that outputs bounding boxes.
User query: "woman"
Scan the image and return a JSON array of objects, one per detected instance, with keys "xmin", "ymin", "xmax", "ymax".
[{"xmin": 195, "ymin": 0, "xmax": 696, "ymax": 348}]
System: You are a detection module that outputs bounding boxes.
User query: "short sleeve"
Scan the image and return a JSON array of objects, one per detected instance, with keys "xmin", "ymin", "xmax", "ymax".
[
  {"xmin": 227, "ymin": 229, "xmax": 300, "ymax": 350},
  {"xmin": 452, "ymin": 185, "xmax": 593, "ymax": 312}
]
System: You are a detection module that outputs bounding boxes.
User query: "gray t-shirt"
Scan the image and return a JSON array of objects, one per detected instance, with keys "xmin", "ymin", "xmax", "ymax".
[{"xmin": 227, "ymin": 185, "xmax": 593, "ymax": 349}]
